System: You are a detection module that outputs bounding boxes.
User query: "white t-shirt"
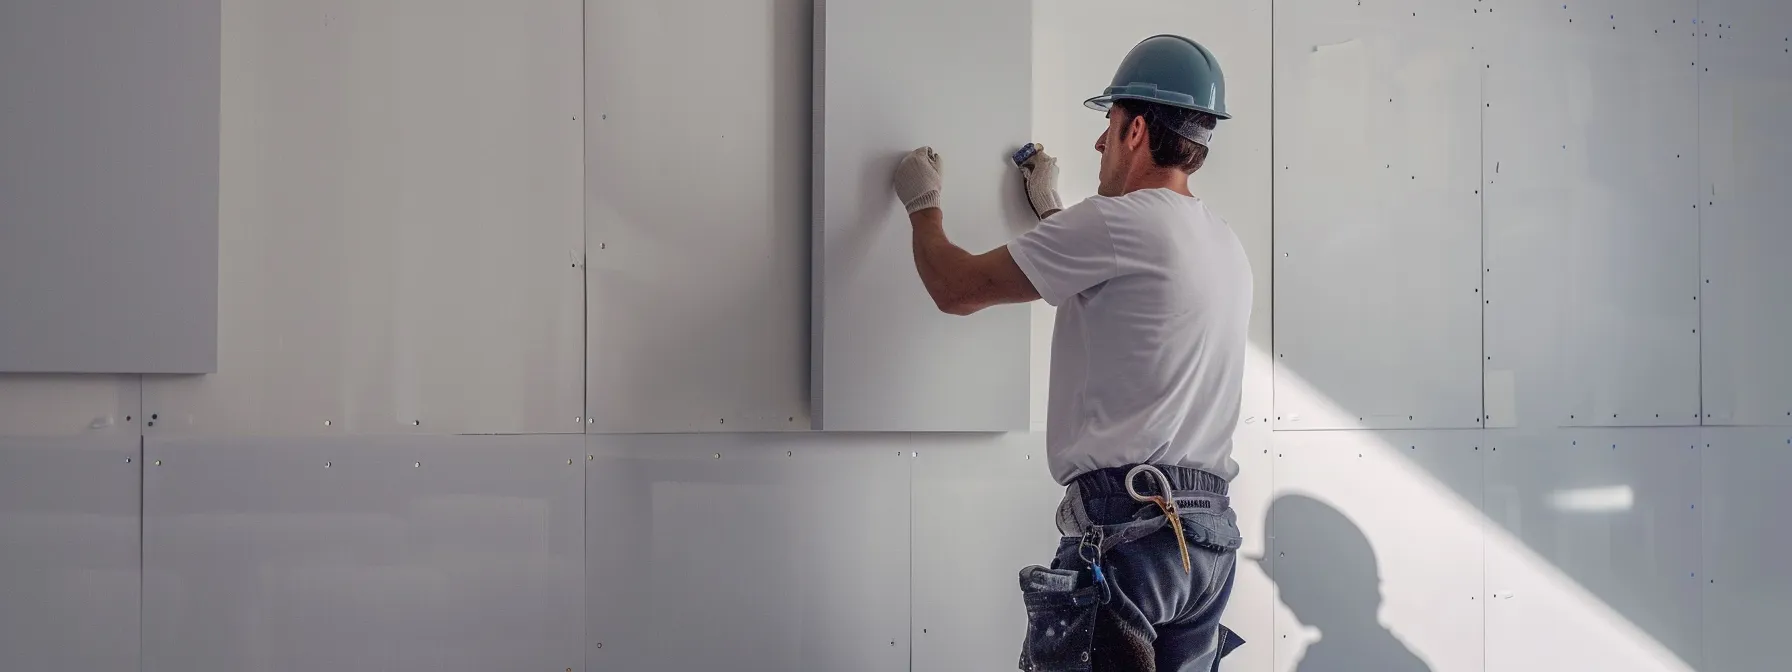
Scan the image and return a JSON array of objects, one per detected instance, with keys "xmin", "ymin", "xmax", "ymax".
[{"xmin": 1007, "ymin": 188, "xmax": 1253, "ymax": 485}]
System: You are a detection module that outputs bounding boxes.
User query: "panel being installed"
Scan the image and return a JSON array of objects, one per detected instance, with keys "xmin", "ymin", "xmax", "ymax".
[
  {"xmin": 1272, "ymin": 0, "xmax": 1484, "ymax": 431},
  {"xmin": 1268, "ymin": 430, "xmax": 1484, "ymax": 672},
  {"xmin": 0, "ymin": 437, "xmax": 141, "ymax": 671},
  {"xmin": 0, "ymin": 0, "xmax": 218, "ymax": 373},
  {"xmin": 1481, "ymin": 428, "xmax": 1702, "ymax": 672},
  {"xmin": 584, "ymin": 0, "xmax": 810, "ymax": 432},
  {"xmin": 142, "ymin": 436, "xmax": 584, "ymax": 672},
  {"xmin": 1482, "ymin": 0, "xmax": 1702, "ymax": 429},
  {"xmin": 1701, "ymin": 428, "xmax": 1792, "ymax": 672},
  {"xmin": 142, "ymin": 0, "xmax": 585, "ymax": 436},
  {"xmin": 586, "ymin": 433, "xmax": 911, "ymax": 672},
  {"xmin": 1698, "ymin": 0, "xmax": 1792, "ymax": 427},
  {"xmin": 812, "ymin": 0, "xmax": 1033, "ymax": 431}
]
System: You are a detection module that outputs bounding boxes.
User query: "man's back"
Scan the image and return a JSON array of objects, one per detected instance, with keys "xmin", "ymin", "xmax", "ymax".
[
  {"xmin": 1008, "ymin": 187, "xmax": 1254, "ymax": 485},
  {"xmin": 892, "ymin": 33, "xmax": 1253, "ymax": 670}
]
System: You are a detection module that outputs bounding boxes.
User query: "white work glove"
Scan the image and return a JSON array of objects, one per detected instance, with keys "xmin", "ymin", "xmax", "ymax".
[
  {"xmin": 1019, "ymin": 147, "xmax": 1062, "ymax": 219},
  {"xmin": 893, "ymin": 146, "xmax": 943, "ymax": 214}
]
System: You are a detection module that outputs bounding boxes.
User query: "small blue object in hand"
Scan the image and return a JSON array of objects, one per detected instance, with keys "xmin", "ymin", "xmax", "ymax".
[{"xmin": 1012, "ymin": 142, "xmax": 1042, "ymax": 166}]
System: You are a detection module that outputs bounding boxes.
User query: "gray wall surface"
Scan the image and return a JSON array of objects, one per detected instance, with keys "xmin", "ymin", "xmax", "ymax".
[{"xmin": 1, "ymin": 0, "xmax": 1789, "ymax": 671}]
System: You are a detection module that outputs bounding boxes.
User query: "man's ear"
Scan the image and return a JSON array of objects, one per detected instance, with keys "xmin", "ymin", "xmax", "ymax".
[{"xmin": 1127, "ymin": 113, "xmax": 1150, "ymax": 149}]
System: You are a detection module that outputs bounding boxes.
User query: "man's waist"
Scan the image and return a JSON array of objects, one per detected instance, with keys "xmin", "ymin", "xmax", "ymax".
[
  {"xmin": 1058, "ymin": 464, "xmax": 1231, "ymax": 531},
  {"xmin": 1071, "ymin": 464, "xmax": 1229, "ymax": 497}
]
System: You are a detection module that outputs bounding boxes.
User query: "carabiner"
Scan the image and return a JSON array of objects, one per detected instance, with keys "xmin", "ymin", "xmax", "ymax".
[{"xmin": 1125, "ymin": 465, "xmax": 1192, "ymax": 574}]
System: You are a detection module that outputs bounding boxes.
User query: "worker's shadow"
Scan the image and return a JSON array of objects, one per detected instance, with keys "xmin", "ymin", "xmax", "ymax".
[{"xmin": 1259, "ymin": 494, "xmax": 1433, "ymax": 672}]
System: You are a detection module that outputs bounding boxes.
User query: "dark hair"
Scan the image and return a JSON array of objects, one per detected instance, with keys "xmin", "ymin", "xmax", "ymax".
[{"xmin": 1113, "ymin": 99, "xmax": 1218, "ymax": 173}]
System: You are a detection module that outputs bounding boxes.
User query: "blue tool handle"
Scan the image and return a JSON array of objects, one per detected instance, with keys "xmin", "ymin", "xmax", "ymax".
[{"xmin": 1011, "ymin": 142, "xmax": 1042, "ymax": 166}]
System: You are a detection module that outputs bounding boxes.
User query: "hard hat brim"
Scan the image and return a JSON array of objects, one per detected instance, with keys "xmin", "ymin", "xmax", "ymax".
[{"xmin": 1083, "ymin": 93, "xmax": 1231, "ymax": 120}]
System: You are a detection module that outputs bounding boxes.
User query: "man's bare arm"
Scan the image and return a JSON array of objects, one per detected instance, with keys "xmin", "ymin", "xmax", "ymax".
[{"xmin": 908, "ymin": 208, "xmax": 1040, "ymax": 315}]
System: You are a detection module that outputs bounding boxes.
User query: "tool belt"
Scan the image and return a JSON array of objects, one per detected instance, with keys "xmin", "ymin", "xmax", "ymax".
[
  {"xmin": 1055, "ymin": 465, "xmax": 1234, "ymax": 557},
  {"xmin": 1018, "ymin": 465, "xmax": 1243, "ymax": 671}
]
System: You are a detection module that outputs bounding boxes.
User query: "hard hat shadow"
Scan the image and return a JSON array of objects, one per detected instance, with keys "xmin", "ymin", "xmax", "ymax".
[{"xmin": 1256, "ymin": 494, "xmax": 1434, "ymax": 672}]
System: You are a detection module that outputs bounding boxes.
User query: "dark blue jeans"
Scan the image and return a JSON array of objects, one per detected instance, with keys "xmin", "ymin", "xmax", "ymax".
[{"xmin": 1020, "ymin": 467, "xmax": 1243, "ymax": 672}]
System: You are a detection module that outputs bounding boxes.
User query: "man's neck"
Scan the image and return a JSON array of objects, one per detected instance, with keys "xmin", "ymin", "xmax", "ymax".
[{"xmin": 1121, "ymin": 168, "xmax": 1193, "ymax": 198}]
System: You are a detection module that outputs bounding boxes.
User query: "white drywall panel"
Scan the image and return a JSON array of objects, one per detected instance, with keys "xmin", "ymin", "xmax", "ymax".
[
  {"xmin": 811, "ymin": 0, "xmax": 1033, "ymax": 431},
  {"xmin": 1482, "ymin": 0, "xmax": 1702, "ymax": 429},
  {"xmin": 141, "ymin": 0, "xmax": 585, "ymax": 437},
  {"xmin": 586, "ymin": 433, "xmax": 911, "ymax": 672},
  {"xmin": 1272, "ymin": 0, "xmax": 1485, "ymax": 431},
  {"xmin": 0, "ymin": 0, "xmax": 219, "ymax": 374},
  {"xmin": 584, "ymin": 0, "xmax": 811, "ymax": 432},
  {"xmin": 1698, "ymin": 0, "xmax": 1792, "ymax": 426},
  {"xmin": 0, "ymin": 375, "xmax": 141, "ymax": 438},
  {"xmin": 0, "ymin": 437, "xmax": 141, "ymax": 671},
  {"xmin": 1481, "ymin": 428, "xmax": 1702, "ymax": 672},
  {"xmin": 142, "ymin": 436, "xmax": 585, "ymax": 672},
  {"xmin": 909, "ymin": 432, "xmax": 1063, "ymax": 670},
  {"xmin": 1701, "ymin": 427, "xmax": 1792, "ymax": 672},
  {"xmin": 1269, "ymin": 430, "xmax": 1484, "ymax": 672}
]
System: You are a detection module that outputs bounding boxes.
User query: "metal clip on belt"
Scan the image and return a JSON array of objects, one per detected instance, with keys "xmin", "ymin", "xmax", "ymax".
[{"xmin": 1125, "ymin": 465, "xmax": 1192, "ymax": 574}]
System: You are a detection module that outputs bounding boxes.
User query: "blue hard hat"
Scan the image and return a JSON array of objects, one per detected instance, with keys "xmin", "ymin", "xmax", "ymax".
[{"xmin": 1085, "ymin": 35, "xmax": 1230, "ymax": 120}]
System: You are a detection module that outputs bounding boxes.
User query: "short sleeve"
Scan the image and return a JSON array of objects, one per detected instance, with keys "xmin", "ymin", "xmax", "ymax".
[{"xmin": 1006, "ymin": 198, "xmax": 1117, "ymax": 306}]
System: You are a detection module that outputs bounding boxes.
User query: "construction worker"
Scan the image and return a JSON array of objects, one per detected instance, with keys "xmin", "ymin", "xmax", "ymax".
[{"xmin": 891, "ymin": 34, "xmax": 1252, "ymax": 671}]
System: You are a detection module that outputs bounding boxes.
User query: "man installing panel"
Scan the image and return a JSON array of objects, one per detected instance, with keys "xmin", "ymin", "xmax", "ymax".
[{"xmin": 890, "ymin": 35, "xmax": 1253, "ymax": 671}]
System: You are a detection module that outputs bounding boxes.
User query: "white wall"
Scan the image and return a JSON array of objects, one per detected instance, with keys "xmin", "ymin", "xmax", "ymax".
[
  {"xmin": 1269, "ymin": 2, "xmax": 1792, "ymax": 672},
  {"xmin": 3, "ymin": 1, "xmax": 1789, "ymax": 671}
]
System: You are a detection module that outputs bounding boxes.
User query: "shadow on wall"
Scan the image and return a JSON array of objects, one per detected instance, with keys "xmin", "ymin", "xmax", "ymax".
[{"xmin": 1262, "ymin": 494, "xmax": 1432, "ymax": 672}]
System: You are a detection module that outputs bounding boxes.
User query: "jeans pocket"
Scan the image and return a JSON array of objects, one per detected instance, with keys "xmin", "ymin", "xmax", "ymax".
[
  {"xmin": 1180, "ymin": 511, "xmax": 1244, "ymax": 553},
  {"xmin": 1017, "ymin": 566, "xmax": 1100, "ymax": 672}
]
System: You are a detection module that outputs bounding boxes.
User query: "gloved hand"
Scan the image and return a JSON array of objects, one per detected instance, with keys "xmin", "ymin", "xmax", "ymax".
[
  {"xmin": 893, "ymin": 146, "xmax": 943, "ymax": 214},
  {"xmin": 1019, "ymin": 147, "xmax": 1062, "ymax": 219}
]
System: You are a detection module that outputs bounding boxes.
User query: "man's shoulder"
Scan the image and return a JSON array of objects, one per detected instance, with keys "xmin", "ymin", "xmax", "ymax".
[{"xmin": 1095, "ymin": 189, "xmax": 1224, "ymax": 237}]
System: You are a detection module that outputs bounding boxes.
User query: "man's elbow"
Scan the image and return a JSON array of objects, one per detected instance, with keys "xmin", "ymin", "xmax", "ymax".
[
  {"xmin": 940, "ymin": 300, "xmax": 982, "ymax": 316},
  {"xmin": 933, "ymin": 294, "xmax": 979, "ymax": 316},
  {"xmin": 931, "ymin": 287, "xmax": 983, "ymax": 316}
]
